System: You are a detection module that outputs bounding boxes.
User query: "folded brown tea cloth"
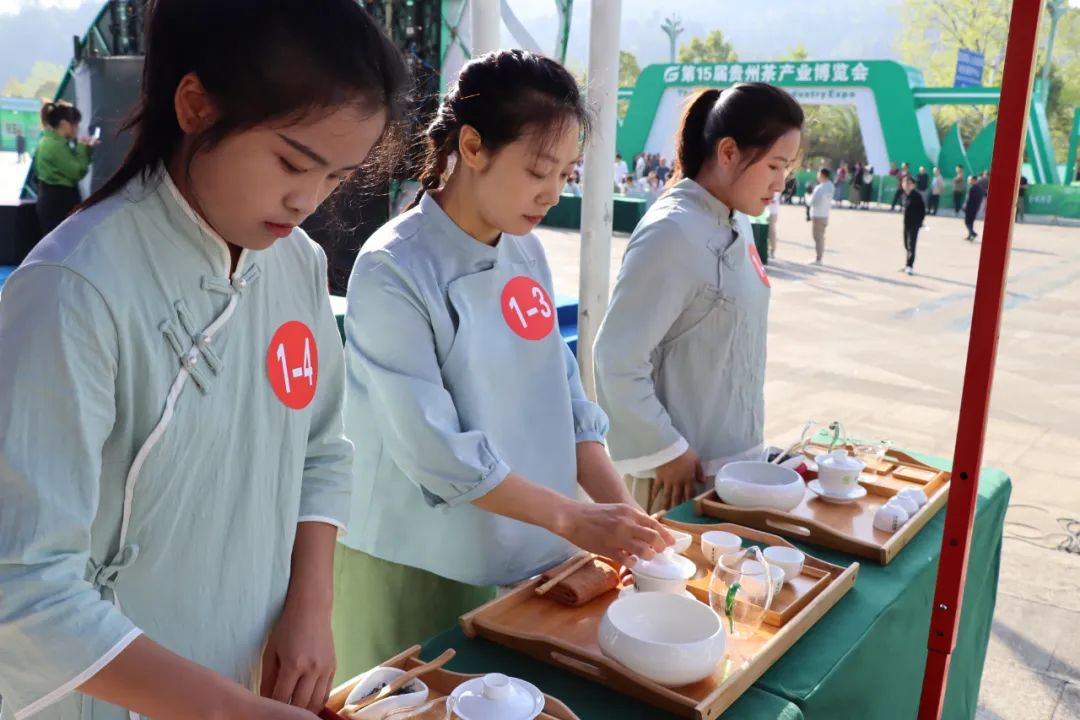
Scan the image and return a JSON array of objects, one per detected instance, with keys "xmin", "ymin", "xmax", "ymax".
[{"xmin": 539, "ymin": 558, "xmax": 619, "ymax": 607}]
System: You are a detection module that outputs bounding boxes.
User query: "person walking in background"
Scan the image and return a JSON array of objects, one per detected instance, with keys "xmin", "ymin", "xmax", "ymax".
[
  {"xmin": 890, "ymin": 162, "xmax": 910, "ymax": 211},
  {"xmin": 834, "ymin": 161, "xmax": 848, "ymax": 206},
  {"xmin": 1017, "ymin": 175, "xmax": 1028, "ymax": 221},
  {"xmin": 647, "ymin": 152, "xmax": 659, "ymax": 176},
  {"xmin": 782, "ymin": 171, "xmax": 797, "ymax": 203},
  {"xmin": 656, "ymin": 156, "xmax": 671, "ymax": 185},
  {"xmin": 915, "ymin": 165, "xmax": 930, "ymax": 206},
  {"xmin": 860, "ymin": 164, "xmax": 874, "ymax": 209},
  {"xmin": 614, "ymin": 152, "xmax": 629, "ymax": 187},
  {"xmin": 964, "ymin": 175, "xmax": 985, "ymax": 241},
  {"xmin": 952, "ymin": 164, "xmax": 966, "ymax": 215},
  {"xmin": 929, "ymin": 167, "xmax": 943, "ymax": 215},
  {"xmin": 565, "ymin": 171, "xmax": 583, "ymax": 196},
  {"xmin": 15, "ymin": 128, "xmax": 28, "ymax": 164},
  {"xmin": 634, "ymin": 152, "xmax": 646, "ymax": 180},
  {"xmin": 809, "ymin": 167, "xmax": 834, "ymax": 264},
  {"xmin": 901, "ymin": 174, "xmax": 926, "ymax": 275},
  {"xmin": 850, "ymin": 161, "xmax": 863, "ymax": 208},
  {"xmin": 767, "ymin": 190, "xmax": 781, "ymax": 259}
]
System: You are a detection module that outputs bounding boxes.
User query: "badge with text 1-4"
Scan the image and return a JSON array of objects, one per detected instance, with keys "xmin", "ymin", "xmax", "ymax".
[{"xmin": 267, "ymin": 321, "xmax": 318, "ymax": 409}]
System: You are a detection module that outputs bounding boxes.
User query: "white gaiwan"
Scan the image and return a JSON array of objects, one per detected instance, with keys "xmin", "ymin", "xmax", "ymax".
[
  {"xmin": 448, "ymin": 673, "xmax": 545, "ymax": 720},
  {"xmin": 715, "ymin": 461, "xmax": 805, "ymax": 512},
  {"xmin": 344, "ymin": 666, "xmax": 430, "ymax": 719},
  {"xmin": 598, "ymin": 591, "xmax": 726, "ymax": 686},
  {"xmin": 631, "ymin": 547, "xmax": 696, "ymax": 594},
  {"xmin": 814, "ymin": 450, "xmax": 865, "ymax": 497}
]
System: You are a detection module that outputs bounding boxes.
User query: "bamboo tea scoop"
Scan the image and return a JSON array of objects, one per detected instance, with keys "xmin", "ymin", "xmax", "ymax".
[{"xmin": 342, "ymin": 649, "xmax": 456, "ymax": 714}]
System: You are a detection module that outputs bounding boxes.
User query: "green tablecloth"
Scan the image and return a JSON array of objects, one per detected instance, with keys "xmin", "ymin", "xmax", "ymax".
[
  {"xmin": 540, "ymin": 194, "xmax": 648, "ymax": 234},
  {"xmin": 413, "ymin": 452, "xmax": 1010, "ymax": 719},
  {"xmin": 419, "ymin": 626, "xmax": 803, "ymax": 719},
  {"xmin": 751, "ymin": 221, "xmax": 769, "ymax": 265},
  {"xmin": 331, "ymin": 295, "xmax": 347, "ymax": 346}
]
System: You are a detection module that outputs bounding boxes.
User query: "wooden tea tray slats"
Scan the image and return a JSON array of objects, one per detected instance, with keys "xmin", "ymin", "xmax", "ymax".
[
  {"xmin": 460, "ymin": 534, "xmax": 858, "ymax": 719},
  {"xmin": 697, "ymin": 446, "xmax": 950, "ymax": 564},
  {"xmin": 326, "ymin": 645, "xmax": 580, "ymax": 720},
  {"xmin": 659, "ymin": 518, "xmax": 840, "ymax": 628}
]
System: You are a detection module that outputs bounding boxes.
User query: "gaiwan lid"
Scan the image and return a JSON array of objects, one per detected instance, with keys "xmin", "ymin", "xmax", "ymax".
[
  {"xmin": 816, "ymin": 449, "xmax": 863, "ymax": 471},
  {"xmin": 633, "ymin": 549, "xmax": 696, "ymax": 580},
  {"xmin": 449, "ymin": 673, "xmax": 544, "ymax": 720}
]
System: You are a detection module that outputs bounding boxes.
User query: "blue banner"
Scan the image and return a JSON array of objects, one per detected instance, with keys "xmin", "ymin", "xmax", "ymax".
[{"xmin": 954, "ymin": 49, "xmax": 985, "ymax": 88}]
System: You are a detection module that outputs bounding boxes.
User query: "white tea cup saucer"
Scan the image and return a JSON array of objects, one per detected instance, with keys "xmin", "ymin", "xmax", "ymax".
[{"xmin": 807, "ymin": 480, "xmax": 867, "ymax": 504}]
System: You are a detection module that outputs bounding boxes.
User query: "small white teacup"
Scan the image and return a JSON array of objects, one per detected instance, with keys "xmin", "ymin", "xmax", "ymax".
[
  {"xmin": 897, "ymin": 487, "xmax": 928, "ymax": 509},
  {"xmin": 890, "ymin": 493, "xmax": 919, "ymax": 516},
  {"xmin": 763, "ymin": 546, "xmax": 806, "ymax": 584},
  {"xmin": 701, "ymin": 530, "xmax": 742, "ymax": 566}
]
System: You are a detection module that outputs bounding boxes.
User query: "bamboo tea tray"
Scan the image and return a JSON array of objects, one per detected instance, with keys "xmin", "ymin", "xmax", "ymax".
[
  {"xmin": 459, "ymin": 522, "xmax": 857, "ymax": 719},
  {"xmin": 324, "ymin": 644, "xmax": 580, "ymax": 720},
  {"xmin": 663, "ymin": 517, "xmax": 848, "ymax": 628},
  {"xmin": 696, "ymin": 445, "xmax": 950, "ymax": 564}
]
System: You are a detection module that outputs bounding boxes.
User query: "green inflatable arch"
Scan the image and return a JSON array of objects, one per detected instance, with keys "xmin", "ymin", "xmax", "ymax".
[{"xmin": 618, "ymin": 60, "xmax": 1063, "ymax": 185}]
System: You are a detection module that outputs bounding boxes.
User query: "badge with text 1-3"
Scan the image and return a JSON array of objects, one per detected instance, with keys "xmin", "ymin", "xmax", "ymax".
[
  {"xmin": 267, "ymin": 321, "xmax": 318, "ymax": 409},
  {"xmin": 501, "ymin": 276, "xmax": 555, "ymax": 341}
]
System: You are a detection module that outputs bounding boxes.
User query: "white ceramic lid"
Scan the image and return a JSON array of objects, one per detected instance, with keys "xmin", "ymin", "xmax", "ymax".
[
  {"xmin": 633, "ymin": 549, "xmax": 696, "ymax": 580},
  {"xmin": 449, "ymin": 673, "xmax": 544, "ymax": 720},
  {"xmin": 817, "ymin": 449, "xmax": 863, "ymax": 471}
]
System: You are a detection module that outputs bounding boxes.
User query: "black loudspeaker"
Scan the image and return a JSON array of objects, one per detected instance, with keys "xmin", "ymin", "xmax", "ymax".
[
  {"xmin": 302, "ymin": 184, "xmax": 391, "ymax": 297},
  {"xmin": 0, "ymin": 202, "xmax": 42, "ymax": 266},
  {"xmin": 71, "ymin": 55, "xmax": 144, "ymax": 196}
]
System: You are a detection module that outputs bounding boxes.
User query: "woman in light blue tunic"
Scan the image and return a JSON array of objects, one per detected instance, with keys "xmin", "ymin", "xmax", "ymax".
[
  {"xmin": 334, "ymin": 50, "xmax": 673, "ymax": 677},
  {"xmin": 594, "ymin": 84, "xmax": 805, "ymax": 512},
  {"xmin": 0, "ymin": 2, "xmax": 408, "ymax": 718}
]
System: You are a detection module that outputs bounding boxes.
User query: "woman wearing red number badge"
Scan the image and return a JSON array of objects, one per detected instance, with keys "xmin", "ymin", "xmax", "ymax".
[
  {"xmin": 334, "ymin": 50, "xmax": 674, "ymax": 676},
  {"xmin": 0, "ymin": 3, "xmax": 407, "ymax": 718},
  {"xmin": 594, "ymin": 84, "xmax": 804, "ymax": 512}
]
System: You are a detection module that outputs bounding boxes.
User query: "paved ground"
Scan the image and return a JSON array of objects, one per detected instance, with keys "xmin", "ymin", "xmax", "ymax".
[{"xmin": 540, "ymin": 201, "xmax": 1080, "ymax": 720}]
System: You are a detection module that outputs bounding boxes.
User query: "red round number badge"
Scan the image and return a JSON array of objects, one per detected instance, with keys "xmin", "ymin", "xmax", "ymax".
[
  {"xmin": 500, "ymin": 276, "xmax": 555, "ymax": 341},
  {"xmin": 267, "ymin": 321, "xmax": 319, "ymax": 410},
  {"xmin": 749, "ymin": 243, "xmax": 771, "ymax": 288}
]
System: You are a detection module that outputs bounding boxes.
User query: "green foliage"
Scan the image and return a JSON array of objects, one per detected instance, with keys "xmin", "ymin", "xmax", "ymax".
[
  {"xmin": 783, "ymin": 44, "xmax": 810, "ymax": 62},
  {"xmin": 3, "ymin": 61, "xmax": 65, "ymax": 100},
  {"xmin": 898, "ymin": 0, "xmax": 1080, "ymax": 159},
  {"xmin": 802, "ymin": 106, "xmax": 866, "ymax": 168},
  {"xmin": 619, "ymin": 50, "xmax": 641, "ymax": 88},
  {"xmin": 677, "ymin": 30, "xmax": 738, "ymax": 65}
]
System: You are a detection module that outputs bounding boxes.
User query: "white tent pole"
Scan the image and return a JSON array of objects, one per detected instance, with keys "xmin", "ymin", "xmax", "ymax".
[
  {"xmin": 577, "ymin": 0, "xmax": 621, "ymax": 399},
  {"xmin": 470, "ymin": 0, "xmax": 501, "ymax": 55}
]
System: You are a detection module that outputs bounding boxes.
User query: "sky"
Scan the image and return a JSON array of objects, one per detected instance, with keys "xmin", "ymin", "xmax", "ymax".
[{"xmin": 0, "ymin": 0, "xmax": 92, "ymax": 13}]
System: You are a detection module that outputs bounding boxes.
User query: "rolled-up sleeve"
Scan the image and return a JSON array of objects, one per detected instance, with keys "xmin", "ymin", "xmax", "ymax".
[
  {"xmin": 0, "ymin": 266, "xmax": 142, "ymax": 719},
  {"xmin": 297, "ymin": 247, "xmax": 354, "ymax": 533},
  {"xmin": 593, "ymin": 219, "xmax": 698, "ymax": 476},
  {"xmin": 344, "ymin": 252, "xmax": 510, "ymax": 508},
  {"xmin": 562, "ymin": 342, "xmax": 608, "ymax": 444}
]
